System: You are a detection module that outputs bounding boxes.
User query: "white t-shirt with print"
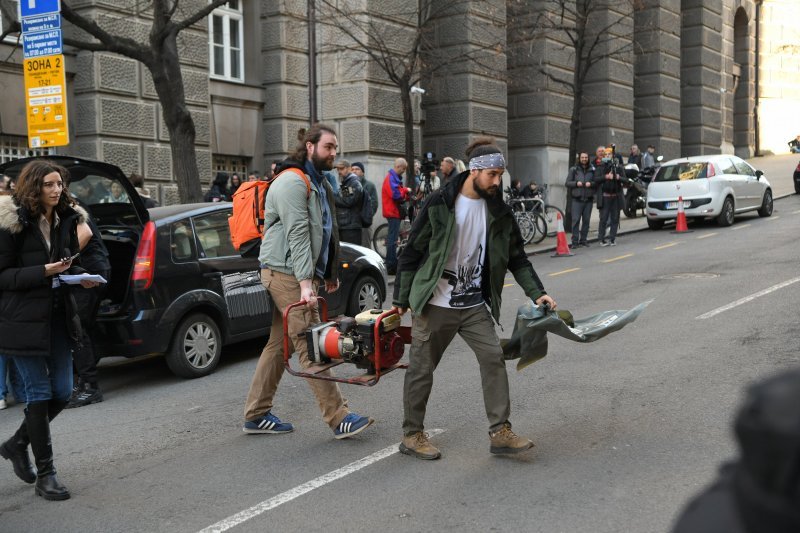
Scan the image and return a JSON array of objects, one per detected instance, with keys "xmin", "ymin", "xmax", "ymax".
[{"xmin": 428, "ymin": 194, "xmax": 487, "ymax": 308}]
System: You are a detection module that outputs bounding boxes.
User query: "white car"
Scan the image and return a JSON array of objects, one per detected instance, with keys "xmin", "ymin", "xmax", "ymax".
[{"xmin": 645, "ymin": 155, "xmax": 773, "ymax": 230}]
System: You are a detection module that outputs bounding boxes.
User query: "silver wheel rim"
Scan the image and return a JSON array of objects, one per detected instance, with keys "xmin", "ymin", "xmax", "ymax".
[
  {"xmin": 725, "ymin": 200, "xmax": 734, "ymax": 223},
  {"xmin": 358, "ymin": 281, "xmax": 381, "ymax": 311},
  {"xmin": 183, "ymin": 322, "xmax": 217, "ymax": 369},
  {"xmin": 765, "ymin": 193, "xmax": 773, "ymax": 214}
]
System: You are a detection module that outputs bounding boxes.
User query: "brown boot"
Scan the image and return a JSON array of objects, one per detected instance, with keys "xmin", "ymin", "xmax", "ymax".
[
  {"xmin": 399, "ymin": 432, "xmax": 441, "ymax": 460},
  {"xmin": 489, "ymin": 423, "xmax": 534, "ymax": 455}
]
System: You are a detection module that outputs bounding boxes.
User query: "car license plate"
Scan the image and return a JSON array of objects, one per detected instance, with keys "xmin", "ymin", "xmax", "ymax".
[{"xmin": 665, "ymin": 200, "xmax": 690, "ymax": 209}]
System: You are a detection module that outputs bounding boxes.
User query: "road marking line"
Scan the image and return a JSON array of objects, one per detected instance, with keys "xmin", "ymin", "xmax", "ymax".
[
  {"xmin": 503, "ymin": 283, "xmax": 515, "ymax": 287},
  {"xmin": 197, "ymin": 429, "xmax": 446, "ymax": 533},
  {"xmin": 767, "ymin": 216, "xmax": 780, "ymax": 220},
  {"xmin": 654, "ymin": 242, "xmax": 678, "ymax": 250},
  {"xmin": 601, "ymin": 254, "xmax": 634, "ymax": 263},
  {"xmin": 732, "ymin": 224, "xmax": 751, "ymax": 231},
  {"xmin": 696, "ymin": 232, "xmax": 717, "ymax": 240},
  {"xmin": 696, "ymin": 277, "xmax": 800, "ymax": 320},
  {"xmin": 549, "ymin": 268, "xmax": 580, "ymax": 277},
  {"xmin": 793, "ymin": 209, "xmax": 800, "ymax": 215}
]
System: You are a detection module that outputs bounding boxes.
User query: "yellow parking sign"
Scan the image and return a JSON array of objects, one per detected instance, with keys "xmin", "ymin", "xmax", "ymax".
[{"xmin": 23, "ymin": 54, "xmax": 69, "ymax": 148}]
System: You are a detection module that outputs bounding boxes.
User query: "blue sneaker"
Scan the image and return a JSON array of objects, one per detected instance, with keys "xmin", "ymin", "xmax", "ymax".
[
  {"xmin": 243, "ymin": 411, "xmax": 294, "ymax": 434},
  {"xmin": 333, "ymin": 413, "xmax": 373, "ymax": 440}
]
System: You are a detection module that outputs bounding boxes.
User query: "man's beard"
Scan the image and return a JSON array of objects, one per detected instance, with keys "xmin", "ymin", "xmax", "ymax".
[
  {"xmin": 474, "ymin": 180, "xmax": 499, "ymax": 200},
  {"xmin": 311, "ymin": 147, "xmax": 334, "ymax": 172}
]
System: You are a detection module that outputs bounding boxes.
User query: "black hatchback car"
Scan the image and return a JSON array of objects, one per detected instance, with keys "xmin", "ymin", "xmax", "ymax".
[{"xmin": 0, "ymin": 157, "xmax": 388, "ymax": 378}]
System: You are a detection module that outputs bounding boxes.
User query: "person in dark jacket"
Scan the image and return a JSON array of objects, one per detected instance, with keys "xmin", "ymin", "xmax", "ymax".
[
  {"xmin": 128, "ymin": 173, "xmax": 159, "ymax": 208},
  {"xmin": 204, "ymin": 172, "xmax": 230, "ymax": 202},
  {"xmin": 593, "ymin": 145, "xmax": 626, "ymax": 246},
  {"xmin": 230, "ymin": 173, "xmax": 242, "ymax": 196},
  {"xmin": 333, "ymin": 159, "xmax": 364, "ymax": 245},
  {"xmin": 565, "ymin": 152, "xmax": 596, "ymax": 247},
  {"xmin": 392, "ymin": 137, "xmax": 557, "ymax": 460},
  {"xmin": 672, "ymin": 369, "xmax": 800, "ymax": 533},
  {"xmin": 65, "ymin": 188, "xmax": 111, "ymax": 408},
  {"xmin": 351, "ymin": 162, "xmax": 378, "ymax": 246},
  {"xmin": 0, "ymin": 159, "xmax": 101, "ymax": 501}
]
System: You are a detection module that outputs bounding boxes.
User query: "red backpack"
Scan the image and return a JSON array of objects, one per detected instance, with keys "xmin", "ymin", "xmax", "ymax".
[{"xmin": 228, "ymin": 168, "xmax": 311, "ymax": 257}]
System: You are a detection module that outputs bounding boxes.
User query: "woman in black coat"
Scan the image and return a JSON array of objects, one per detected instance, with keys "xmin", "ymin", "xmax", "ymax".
[{"xmin": 0, "ymin": 160, "xmax": 99, "ymax": 501}]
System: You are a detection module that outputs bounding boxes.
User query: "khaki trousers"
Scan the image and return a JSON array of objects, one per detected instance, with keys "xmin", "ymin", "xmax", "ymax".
[
  {"xmin": 402, "ymin": 304, "xmax": 511, "ymax": 436},
  {"xmin": 243, "ymin": 269, "xmax": 349, "ymax": 428}
]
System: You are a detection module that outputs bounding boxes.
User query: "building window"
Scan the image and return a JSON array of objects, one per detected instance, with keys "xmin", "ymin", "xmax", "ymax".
[
  {"xmin": 1, "ymin": 0, "xmax": 20, "ymax": 44},
  {"xmin": 213, "ymin": 156, "xmax": 248, "ymax": 177},
  {"xmin": 0, "ymin": 135, "xmax": 52, "ymax": 164},
  {"xmin": 209, "ymin": 1, "xmax": 244, "ymax": 82}
]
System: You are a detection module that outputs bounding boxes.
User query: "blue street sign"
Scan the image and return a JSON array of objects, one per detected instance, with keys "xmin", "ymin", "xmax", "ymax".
[
  {"xmin": 20, "ymin": 0, "xmax": 61, "ymax": 18},
  {"xmin": 21, "ymin": 13, "xmax": 61, "ymax": 34},
  {"xmin": 23, "ymin": 29, "xmax": 63, "ymax": 59}
]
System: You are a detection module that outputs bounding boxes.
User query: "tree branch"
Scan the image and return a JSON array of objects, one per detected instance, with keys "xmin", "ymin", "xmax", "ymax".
[
  {"xmin": 174, "ymin": 0, "xmax": 228, "ymax": 32},
  {"xmin": 60, "ymin": 1, "xmax": 150, "ymax": 63}
]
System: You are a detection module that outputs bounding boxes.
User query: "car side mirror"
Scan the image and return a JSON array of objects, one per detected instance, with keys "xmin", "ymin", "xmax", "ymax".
[{"xmin": 755, "ymin": 170, "xmax": 763, "ymax": 178}]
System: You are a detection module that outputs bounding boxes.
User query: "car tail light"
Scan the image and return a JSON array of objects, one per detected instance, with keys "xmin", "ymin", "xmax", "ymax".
[
  {"xmin": 706, "ymin": 164, "xmax": 716, "ymax": 178},
  {"xmin": 132, "ymin": 221, "xmax": 157, "ymax": 290},
  {"xmin": 795, "ymin": 162, "xmax": 800, "ymax": 172}
]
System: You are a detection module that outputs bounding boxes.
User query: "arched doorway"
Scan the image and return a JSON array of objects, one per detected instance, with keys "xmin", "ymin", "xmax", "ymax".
[{"xmin": 733, "ymin": 8, "xmax": 754, "ymax": 158}]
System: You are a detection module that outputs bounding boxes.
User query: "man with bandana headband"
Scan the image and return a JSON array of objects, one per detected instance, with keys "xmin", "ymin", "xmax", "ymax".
[
  {"xmin": 392, "ymin": 137, "xmax": 557, "ymax": 460},
  {"xmin": 241, "ymin": 123, "xmax": 373, "ymax": 441}
]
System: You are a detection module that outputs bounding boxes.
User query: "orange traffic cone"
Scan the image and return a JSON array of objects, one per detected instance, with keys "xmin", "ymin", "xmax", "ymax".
[
  {"xmin": 551, "ymin": 212, "xmax": 574, "ymax": 257},
  {"xmin": 671, "ymin": 196, "xmax": 693, "ymax": 233}
]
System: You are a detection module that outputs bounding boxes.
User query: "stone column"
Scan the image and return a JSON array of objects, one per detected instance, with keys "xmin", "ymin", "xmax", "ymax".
[
  {"xmin": 506, "ymin": 5, "xmax": 571, "ymax": 206},
  {"xmin": 633, "ymin": 0, "xmax": 682, "ymax": 160},
  {"xmin": 680, "ymin": 0, "xmax": 723, "ymax": 156},
  {"xmin": 577, "ymin": 5, "xmax": 635, "ymax": 156},
  {"xmin": 261, "ymin": 1, "xmax": 312, "ymax": 166},
  {"xmin": 422, "ymin": 0, "xmax": 508, "ymax": 164}
]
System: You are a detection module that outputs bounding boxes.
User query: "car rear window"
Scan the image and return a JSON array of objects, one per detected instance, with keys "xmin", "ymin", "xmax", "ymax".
[{"xmin": 653, "ymin": 162, "xmax": 708, "ymax": 182}]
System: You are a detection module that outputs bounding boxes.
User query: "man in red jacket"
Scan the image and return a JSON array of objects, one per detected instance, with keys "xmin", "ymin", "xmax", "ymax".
[{"xmin": 381, "ymin": 158, "xmax": 410, "ymax": 274}]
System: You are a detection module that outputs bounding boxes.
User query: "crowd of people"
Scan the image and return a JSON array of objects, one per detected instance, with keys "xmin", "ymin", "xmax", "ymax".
[{"xmin": 564, "ymin": 144, "xmax": 658, "ymax": 248}]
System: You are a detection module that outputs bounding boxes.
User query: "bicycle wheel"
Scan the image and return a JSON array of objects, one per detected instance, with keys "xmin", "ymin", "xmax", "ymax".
[
  {"xmin": 541, "ymin": 205, "xmax": 564, "ymax": 237},
  {"xmin": 372, "ymin": 223, "xmax": 389, "ymax": 260},
  {"xmin": 514, "ymin": 213, "xmax": 535, "ymax": 245},
  {"xmin": 531, "ymin": 213, "xmax": 547, "ymax": 244}
]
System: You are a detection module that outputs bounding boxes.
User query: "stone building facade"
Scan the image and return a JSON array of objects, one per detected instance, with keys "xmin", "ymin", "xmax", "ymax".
[{"xmin": 0, "ymin": 0, "xmax": 797, "ymax": 208}]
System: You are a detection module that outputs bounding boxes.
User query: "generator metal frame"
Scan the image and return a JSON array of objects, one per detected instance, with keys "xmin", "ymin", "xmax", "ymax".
[{"xmin": 282, "ymin": 298, "xmax": 410, "ymax": 386}]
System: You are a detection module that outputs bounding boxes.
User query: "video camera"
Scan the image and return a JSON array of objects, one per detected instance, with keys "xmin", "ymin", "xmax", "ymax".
[{"xmin": 420, "ymin": 151, "xmax": 438, "ymax": 176}]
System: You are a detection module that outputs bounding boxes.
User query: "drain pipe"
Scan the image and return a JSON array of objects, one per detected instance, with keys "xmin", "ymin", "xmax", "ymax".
[
  {"xmin": 308, "ymin": 0, "xmax": 318, "ymax": 124},
  {"xmin": 754, "ymin": 0, "xmax": 762, "ymax": 156}
]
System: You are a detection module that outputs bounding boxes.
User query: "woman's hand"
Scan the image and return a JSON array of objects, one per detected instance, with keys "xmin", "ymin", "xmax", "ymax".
[
  {"xmin": 80, "ymin": 279, "xmax": 100, "ymax": 289},
  {"xmin": 45, "ymin": 260, "xmax": 72, "ymax": 277}
]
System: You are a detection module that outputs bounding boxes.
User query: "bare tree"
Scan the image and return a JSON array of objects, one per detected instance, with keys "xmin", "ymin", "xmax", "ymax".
[
  {"xmin": 509, "ymin": 0, "xmax": 645, "ymax": 167},
  {"xmin": 2, "ymin": 1, "xmax": 229, "ymax": 202},
  {"xmin": 317, "ymin": 0, "xmax": 506, "ymax": 187}
]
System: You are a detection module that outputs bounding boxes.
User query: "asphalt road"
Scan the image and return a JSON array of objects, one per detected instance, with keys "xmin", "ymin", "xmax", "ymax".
[{"xmin": 1, "ymin": 194, "xmax": 799, "ymax": 533}]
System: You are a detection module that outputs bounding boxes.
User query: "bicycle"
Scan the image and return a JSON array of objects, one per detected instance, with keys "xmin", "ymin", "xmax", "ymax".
[
  {"xmin": 506, "ymin": 191, "xmax": 547, "ymax": 245},
  {"xmin": 524, "ymin": 184, "xmax": 564, "ymax": 238},
  {"xmin": 372, "ymin": 217, "xmax": 412, "ymax": 261}
]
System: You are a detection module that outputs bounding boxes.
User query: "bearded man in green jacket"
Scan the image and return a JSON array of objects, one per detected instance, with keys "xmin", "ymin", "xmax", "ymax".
[{"xmin": 392, "ymin": 138, "xmax": 557, "ymax": 460}]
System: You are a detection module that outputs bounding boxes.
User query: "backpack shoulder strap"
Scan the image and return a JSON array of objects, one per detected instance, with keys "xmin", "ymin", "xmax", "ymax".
[{"xmin": 274, "ymin": 168, "xmax": 312, "ymax": 199}]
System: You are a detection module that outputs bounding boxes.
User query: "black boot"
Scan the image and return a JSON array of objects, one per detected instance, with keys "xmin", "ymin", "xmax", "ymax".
[
  {"xmin": 26, "ymin": 402, "xmax": 70, "ymax": 501},
  {"xmin": 0, "ymin": 417, "xmax": 36, "ymax": 484}
]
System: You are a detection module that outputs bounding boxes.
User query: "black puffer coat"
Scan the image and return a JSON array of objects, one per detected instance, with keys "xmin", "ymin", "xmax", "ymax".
[{"xmin": 0, "ymin": 195, "xmax": 87, "ymax": 357}]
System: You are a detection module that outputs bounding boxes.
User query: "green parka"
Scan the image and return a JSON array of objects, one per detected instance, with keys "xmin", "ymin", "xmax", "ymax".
[{"xmin": 392, "ymin": 171, "xmax": 546, "ymax": 323}]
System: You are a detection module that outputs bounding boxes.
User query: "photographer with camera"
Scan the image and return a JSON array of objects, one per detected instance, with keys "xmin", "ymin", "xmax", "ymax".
[
  {"xmin": 417, "ymin": 154, "xmax": 441, "ymax": 202},
  {"xmin": 333, "ymin": 160, "xmax": 364, "ymax": 245},
  {"xmin": 593, "ymin": 145, "xmax": 627, "ymax": 246}
]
